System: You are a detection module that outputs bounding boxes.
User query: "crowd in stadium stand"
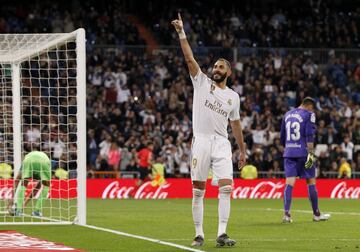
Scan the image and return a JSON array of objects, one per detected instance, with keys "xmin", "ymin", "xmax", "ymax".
[
  {"xmin": 1, "ymin": 1, "xmax": 359, "ymax": 48},
  {"xmin": 86, "ymin": 47, "xmax": 360, "ymax": 178},
  {"xmin": 137, "ymin": 1, "xmax": 360, "ymax": 48},
  {"xmin": 0, "ymin": 0, "xmax": 360, "ymax": 179},
  {"xmin": 0, "ymin": 0, "xmax": 144, "ymax": 45}
]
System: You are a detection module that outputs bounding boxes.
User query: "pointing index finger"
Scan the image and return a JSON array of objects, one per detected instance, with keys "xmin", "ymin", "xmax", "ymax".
[{"xmin": 178, "ymin": 12, "xmax": 182, "ymax": 21}]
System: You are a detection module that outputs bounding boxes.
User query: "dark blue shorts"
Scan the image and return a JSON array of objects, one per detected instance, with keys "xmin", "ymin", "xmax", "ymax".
[{"xmin": 284, "ymin": 157, "xmax": 315, "ymax": 178}]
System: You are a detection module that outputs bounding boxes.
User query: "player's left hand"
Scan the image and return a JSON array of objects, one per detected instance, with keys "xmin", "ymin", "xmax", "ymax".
[
  {"xmin": 238, "ymin": 152, "xmax": 246, "ymax": 170},
  {"xmin": 171, "ymin": 13, "xmax": 184, "ymax": 34},
  {"xmin": 305, "ymin": 152, "xmax": 315, "ymax": 169}
]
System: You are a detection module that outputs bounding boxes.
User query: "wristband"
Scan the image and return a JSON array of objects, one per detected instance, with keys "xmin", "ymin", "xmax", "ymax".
[{"xmin": 178, "ymin": 29, "xmax": 186, "ymax": 39}]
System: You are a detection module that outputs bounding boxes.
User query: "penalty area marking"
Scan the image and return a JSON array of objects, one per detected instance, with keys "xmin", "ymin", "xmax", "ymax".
[{"xmin": 82, "ymin": 224, "xmax": 205, "ymax": 252}]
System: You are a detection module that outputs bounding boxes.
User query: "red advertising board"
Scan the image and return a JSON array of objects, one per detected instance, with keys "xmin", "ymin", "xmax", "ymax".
[
  {"xmin": 1, "ymin": 179, "xmax": 360, "ymax": 199},
  {"xmin": 0, "ymin": 179, "xmax": 77, "ymax": 199},
  {"xmin": 89, "ymin": 179, "xmax": 360, "ymax": 199}
]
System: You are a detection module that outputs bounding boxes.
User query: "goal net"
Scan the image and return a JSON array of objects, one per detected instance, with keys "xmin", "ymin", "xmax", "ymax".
[{"xmin": 0, "ymin": 29, "xmax": 86, "ymax": 225}]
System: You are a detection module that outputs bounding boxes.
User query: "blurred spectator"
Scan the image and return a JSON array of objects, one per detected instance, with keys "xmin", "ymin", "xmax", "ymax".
[
  {"xmin": 0, "ymin": 156, "xmax": 12, "ymax": 179},
  {"xmin": 119, "ymin": 147, "xmax": 132, "ymax": 171},
  {"xmin": 87, "ymin": 129, "xmax": 98, "ymax": 170},
  {"xmin": 25, "ymin": 126, "xmax": 41, "ymax": 143},
  {"xmin": 96, "ymin": 155, "xmax": 109, "ymax": 171},
  {"xmin": 107, "ymin": 142, "xmax": 121, "ymax": 171},
  {"xmin": 352, "ymin": 119, "xmax": 360, "ymax": 145},
  {"xmin": 178, "ymin": 154, "xmax": 190, "ymax": 177},
  {"xmin": 315, "ymin": 120, "xmax": 327, "ymax": 144},
  {"xmin": 152, "ymin": 156, "xmax": 165, "ymax": 178},
  {"xmin": 49, "ymin": 136, "xmax": 66, "ymax": 161},
  {"xmin": 324, "ymin": 126, "xmax": 339, "ymax": 145},
  {"xmin": 268, "ymin": 160, "xmax": 281, "ymax": 178},
  {"xmin": 137, "ymin": 142, "xmax": 154, "ymax": 182},
  {"xmin": 340, "ymin": 135, "xmax": 354, "ymax": 161},
  {"xmin": 99, "ymin": 134, "xmax": 112, "ymax": 160},
  {"xmin": 116, "ymin": 84, "xmax": 131, "ymax": 104},
  {"xmin": 329, "ymin": 146, "xmax": 345, "ymax": 164},
  {"xmin": 338, "ymin": 157, "xmax": 352, "ymax": 179},
  {"xmin": 354, "ymin": 152, "xmax": 360, "ymax": 172},
  {"xmin": 126, "ymin": 158, "xmax": 138, "ymax": 173}
]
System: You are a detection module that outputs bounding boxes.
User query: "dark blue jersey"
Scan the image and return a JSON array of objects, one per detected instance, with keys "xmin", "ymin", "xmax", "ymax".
[{"xmin": 280, "ymin": 108, "xmax": 316, "ymax": 158}]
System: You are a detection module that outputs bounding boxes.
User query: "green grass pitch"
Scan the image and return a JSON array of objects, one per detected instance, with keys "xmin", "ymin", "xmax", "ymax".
[{"xmin": 1, "ymin": 199, "xmax": 360, "ymax": 251}]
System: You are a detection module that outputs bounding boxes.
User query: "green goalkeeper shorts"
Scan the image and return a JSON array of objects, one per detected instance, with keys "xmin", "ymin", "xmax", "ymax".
[{"xmin": 22, "ymin": 151, "xmax": 51, "ymax": 181}]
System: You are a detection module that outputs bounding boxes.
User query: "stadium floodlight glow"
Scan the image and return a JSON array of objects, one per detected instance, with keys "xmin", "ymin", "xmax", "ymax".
[{"xmin": 0, "ymin": 29, "xmax": 86, "ymax": 225}]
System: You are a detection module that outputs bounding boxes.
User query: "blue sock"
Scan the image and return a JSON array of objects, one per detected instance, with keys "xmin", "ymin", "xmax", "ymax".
[
  {"xmin": 308, "ymin": 184, "xmax": 320, "ymax": 215},
  {"xmin": 284, "ymin": 184, "xmax": 293, "ymax": 215}
]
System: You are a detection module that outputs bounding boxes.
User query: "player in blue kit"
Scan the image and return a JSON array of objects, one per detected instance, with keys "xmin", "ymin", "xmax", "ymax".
[{"xmin": 280, "ymin": 97, "xmax": 330, "ymax": 223}]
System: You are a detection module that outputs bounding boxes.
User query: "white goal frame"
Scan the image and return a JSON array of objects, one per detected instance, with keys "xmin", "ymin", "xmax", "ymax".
[{"xmin": 0, "ymin": 29, "xmax": 86, "ymax": 225}]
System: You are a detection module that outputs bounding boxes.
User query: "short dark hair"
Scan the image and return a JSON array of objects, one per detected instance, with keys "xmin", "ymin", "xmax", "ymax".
[
  {"xmin": 301, "ymin": 97, "xmax": 316, "ymax": 107},
  {"xmin": 217, "ymin": 58, "xmax": 231, "ymax": 71}
]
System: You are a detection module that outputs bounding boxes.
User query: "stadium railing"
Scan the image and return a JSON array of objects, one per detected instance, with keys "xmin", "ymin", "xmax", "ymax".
[
  {"xmin": 92, "ymin": 171, "xmax": 140, "ymax": 179},
  {"xmin": 233, "ymin": 171, "xmax": 360, "ymax": 179},
  {"xmin": 93, "ymin": 171, "xmax": 120, "ymax": 178}
]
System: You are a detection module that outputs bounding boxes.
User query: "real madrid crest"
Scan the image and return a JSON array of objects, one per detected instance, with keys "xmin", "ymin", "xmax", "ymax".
[
  {"xmin": 227, "ymin": 99, "xmax": 232, "ymax": 105},
  {"xmin": 210, "ymin": 84, "xmax": 215, "ymax": 94}
]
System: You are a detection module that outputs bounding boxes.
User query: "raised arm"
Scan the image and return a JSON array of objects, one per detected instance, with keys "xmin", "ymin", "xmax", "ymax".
[{"xmin": 171, "ymin": 13, "xmax": 199, "ymax": 78}]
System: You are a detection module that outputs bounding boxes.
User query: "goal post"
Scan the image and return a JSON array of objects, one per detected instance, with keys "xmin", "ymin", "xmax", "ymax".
[{"xmin": 0, "ymin": 29, "xmax": 86, "ymax": 225}]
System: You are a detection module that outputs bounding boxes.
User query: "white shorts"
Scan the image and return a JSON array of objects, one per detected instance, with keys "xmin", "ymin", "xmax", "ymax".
[{"xmin": 190, "ymin": 134, "xmax": 233, "ymax": 182}]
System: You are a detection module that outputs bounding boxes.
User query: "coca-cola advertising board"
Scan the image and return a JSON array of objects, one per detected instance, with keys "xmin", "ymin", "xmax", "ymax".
[
  {"xmin": 0, "ymin": 179, "xmax": 77, "ymax": 199},
  {"xmin": 1, "ymin": 179, "xmax": 360, "ymax": 200},
  {"xmin": 92, "ymin": 179, "xmax": 360, "ymax": 199}
]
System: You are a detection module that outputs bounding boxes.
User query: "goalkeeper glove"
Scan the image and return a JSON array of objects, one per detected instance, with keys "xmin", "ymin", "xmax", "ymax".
[{"xmin": 305, "ymin": 152, "xmax": 316, "ymax": 169}]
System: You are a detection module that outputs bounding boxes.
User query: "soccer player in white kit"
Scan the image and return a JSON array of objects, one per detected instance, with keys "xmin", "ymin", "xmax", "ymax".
[{"xmin": 172, "ymin": 13, "xmax": 247, "ymax": 247}]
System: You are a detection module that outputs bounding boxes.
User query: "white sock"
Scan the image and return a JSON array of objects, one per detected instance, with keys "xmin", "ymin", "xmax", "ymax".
[
  {"xmin": 218, "ymin": 185, "xmax": 232, "ymax": 237},
  {"xmin": 192, "ymin": 188, "xmax": 205, "ymax": 238}
]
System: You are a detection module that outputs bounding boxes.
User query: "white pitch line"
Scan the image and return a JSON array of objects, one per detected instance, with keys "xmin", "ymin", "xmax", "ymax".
[
  {"xmin": 262, "ymin": 208, "xmax": 360, "ymax": 216},
  {"xmin": 238, "ymin": 208, "xmax": 360, "ymax": 216},
  {"xmin": 83, "ymin": 224, "xmax": 205, "ymax": 252},
  {"xmin": 21, "ymin": 213, "xmax": 65, "ymax": 222},
  {"xmin": 163, "ymin": 238, "xmax": 360, "ymax": 242},
  {"xmin": 0, "ymin": 211, "xmax": 72, "ymax": 225}
]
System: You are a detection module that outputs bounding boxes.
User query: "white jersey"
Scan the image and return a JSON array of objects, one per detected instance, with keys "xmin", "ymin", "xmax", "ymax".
[{"xmin": 191, "ymin": 70, "xmax": 240, "ymax": 138}]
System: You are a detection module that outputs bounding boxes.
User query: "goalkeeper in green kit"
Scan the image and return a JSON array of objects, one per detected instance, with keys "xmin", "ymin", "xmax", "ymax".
[{"xmin": 12, "ymin": 151, "xmax": 51, "ymax": 217}]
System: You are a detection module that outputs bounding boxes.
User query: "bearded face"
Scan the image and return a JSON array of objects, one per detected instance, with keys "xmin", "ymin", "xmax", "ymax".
[
  {"xmin": 211, "ymin": 60, "xmax": 230, "ymax": 83},
  {"xmin": 211, "ymin": 71, "xmax": 227, "ymax": 83}
]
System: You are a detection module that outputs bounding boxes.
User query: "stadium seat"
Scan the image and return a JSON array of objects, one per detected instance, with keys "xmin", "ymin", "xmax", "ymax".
[
  {"xmin": 331, "ymin": 144, "xmax": 338, "ymax": 150},
  {"xmin": 354, "ymin": 145, "xmax": 360, "ymax": 153},
  {"xmin": 315, "ymin": 144, "xmax": 328, "ymax": 157}
]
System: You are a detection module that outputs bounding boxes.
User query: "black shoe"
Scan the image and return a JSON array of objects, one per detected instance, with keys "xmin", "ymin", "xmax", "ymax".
[
  {"xmin": 216, "ymin": 233, "xmax": 236, "ymax": 247},
  {"xmin": 191, "ymin": 235, "xmax": 204, "ymax": 246}
]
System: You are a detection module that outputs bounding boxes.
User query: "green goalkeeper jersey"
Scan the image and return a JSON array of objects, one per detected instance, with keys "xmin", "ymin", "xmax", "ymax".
[{"xmin": 22, "ymin": 151, "xmax": 51, "ymax": 181}]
